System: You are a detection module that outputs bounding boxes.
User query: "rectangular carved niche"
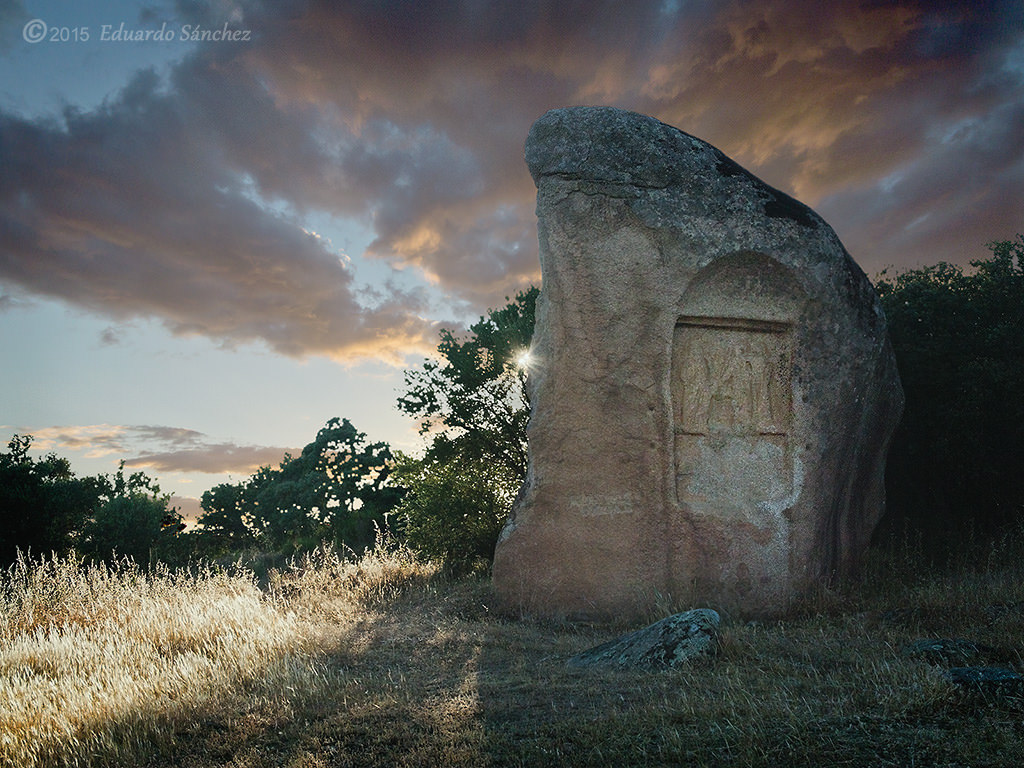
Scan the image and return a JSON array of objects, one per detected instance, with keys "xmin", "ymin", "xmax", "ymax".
[
  {"xmin": 673, "ymin": 316, "xmax": 793, "ymax": 437},
  {"xmin": 672, "ymin": 316, "xmax": 795, "ymax": 519}
]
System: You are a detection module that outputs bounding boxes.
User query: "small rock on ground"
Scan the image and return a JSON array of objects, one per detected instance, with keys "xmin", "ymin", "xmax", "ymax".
[
  {"xmin": 903, "ymin": 638, "xmax": 997, "ymax": 666},
  {"xmin": 567, "ymin": 608, "xmax": 720, "ymax": 670},
  {"xmin": 944, "ymin": 667, "xmax": 1024, "ymax": 698}
]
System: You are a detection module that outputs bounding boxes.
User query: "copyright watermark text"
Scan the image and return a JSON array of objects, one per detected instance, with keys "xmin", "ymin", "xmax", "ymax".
[{"xmin": 22, "ymin": 19, "xmax": 252, "ymax": 44}]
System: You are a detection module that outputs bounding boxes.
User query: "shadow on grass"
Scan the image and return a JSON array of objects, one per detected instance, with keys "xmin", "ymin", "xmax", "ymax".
[{"xmin": 132, "ymin": 548, "xmax": 1024, "ymax": 768}]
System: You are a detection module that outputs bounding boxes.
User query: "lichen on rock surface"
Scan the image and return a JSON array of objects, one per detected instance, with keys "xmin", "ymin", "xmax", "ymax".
[{"xmin": 567, "ymin": 609, "xmax": 721, "ymax": 669}]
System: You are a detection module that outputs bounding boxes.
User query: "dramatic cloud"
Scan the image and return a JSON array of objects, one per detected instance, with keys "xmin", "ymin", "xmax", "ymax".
[
  {"xmin": 0, "ymin": 61, "xmax": 436, "ymax": 362},
  {"xmin": 13, "ymin": 424, "xmax": 294, "ymax": 474},
  {"xmin": 1, "ymin": 0, "xmax": 1021, "ymax": 361},
  {"xmin": 0, "ymin": 1, "xmax": 28, "ymax": 54},
  {"xmin": 817, "ymin": 96, "xmax": 1024, "ymax": 274},
  {"xmin": 124, "ymin": 443, "xmax": 294, "ymax": 474}
]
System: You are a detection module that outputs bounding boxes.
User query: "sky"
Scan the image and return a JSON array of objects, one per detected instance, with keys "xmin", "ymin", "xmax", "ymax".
[{"xmin": 1, "ymin": 0, "xmax": 1022, "ymax": 522}]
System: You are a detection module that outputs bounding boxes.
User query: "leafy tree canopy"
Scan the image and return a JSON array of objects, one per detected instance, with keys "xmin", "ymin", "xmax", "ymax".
[
  {"xmin": 196, "ymin": 418, "xmax": 398, "ymax": 554},
  {"xmin": 397, "ymin": 286, "xmax": 538, "ymax": 483},
  {"xmin": 0, "ymin": 436, "xmax": 181, "ymax": 565},
  {"xmin": 876, "ymin": 236, "xmax": 1024, "ymax": 542},
  {"xmin": 0, "ymin": 435, "xmax": 100, "ymax": 564},
  {"xmin": 394, "ymin": 288, "xmax": 538, "ymax": 566},
  {"xmin": 391, "ymin": 452, "xmax": 517, "ymax": 572}
]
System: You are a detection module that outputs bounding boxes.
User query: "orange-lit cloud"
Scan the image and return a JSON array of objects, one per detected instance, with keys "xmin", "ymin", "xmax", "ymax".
[
  {"xmin": 11, "ymin": 424, "xmax": 296, "ymax": 475},
  {"xmin": 124, "ymin": 444, "xmax": 293, "ymax": 474},
  {"xmin": 1, "ymin": 0, "xmax": 1021, "ymax": 360},
  {"xmin": 24, "ymin": 425, "xmax": 204, "ymax": 458}
]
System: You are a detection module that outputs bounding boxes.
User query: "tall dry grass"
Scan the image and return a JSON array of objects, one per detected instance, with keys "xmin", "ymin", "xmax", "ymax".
[
  {"xmin": 0, "ymin": 543, "xmax": 438, "ymax": 768},
  {"xmin": 3, "ymin": 531, "xmax": 1023, "ymax": 767}
]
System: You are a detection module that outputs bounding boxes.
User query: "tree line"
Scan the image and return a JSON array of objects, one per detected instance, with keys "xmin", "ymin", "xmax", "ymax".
[
  {"xmin": 0, "ymin": 436, "xmax": 184, "ymax": 566},
  {"xmin": 2, "ymin": 238, "xmax": 1021, "ymax": 569},
  {"xmin": 0, "ymin": 287, "xmax": 537, "ymax": 571},
  {"xmin": 874, "ymin": 236, "xmax": 1024, "ymax": 549}
]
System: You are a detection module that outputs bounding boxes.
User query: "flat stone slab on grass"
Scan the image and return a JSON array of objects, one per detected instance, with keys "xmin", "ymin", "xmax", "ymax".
[
  {"xmin": 567, "ymin": 609, "xmax": 720, "ymax": 669},
  {"xmin": 944, "ymin": 667, "xmax": 1024, "ymax": 698},
  {"xmin": 903, "ymin": 638, "xmax": 999, "ymax": 666}
]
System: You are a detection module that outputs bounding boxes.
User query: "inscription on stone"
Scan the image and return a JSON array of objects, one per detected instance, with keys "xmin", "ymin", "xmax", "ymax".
[
  {"xmin": 673, "ymin": 317, "xmax": 793, "ymax": 437},
  {"xmin": 672, "ymin": 316, "xmax": 795, "ymax": 517}
]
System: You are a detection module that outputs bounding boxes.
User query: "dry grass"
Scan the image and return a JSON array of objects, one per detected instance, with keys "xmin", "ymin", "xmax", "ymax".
[
  {"xmin": 2, "ymin": 535, "xmax": 1024, "ymax": 768},
  {"xmin": 0, "ymin": 543, "xmax": 436, "ymax": 768}
]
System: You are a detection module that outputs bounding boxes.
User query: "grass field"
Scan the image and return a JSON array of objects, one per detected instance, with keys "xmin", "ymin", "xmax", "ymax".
[{"xmin": 2, "ymin": 535, "xmax": 1023, "ymax": 768}]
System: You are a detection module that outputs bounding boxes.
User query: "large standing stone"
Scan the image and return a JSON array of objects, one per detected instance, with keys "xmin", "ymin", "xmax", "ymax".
[{"xmin": 492, "ymin": 107, "xmax": 904, "ymax": 620}]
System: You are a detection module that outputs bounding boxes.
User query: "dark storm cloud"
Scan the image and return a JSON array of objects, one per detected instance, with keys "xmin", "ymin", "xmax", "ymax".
[
  {"xmin": 237, "ymin": 0, "xmax": 1024, "ymax": 279},
  {"xmin": 0, "ymin": 0, "xmax": 28, "ymax": 54},
  {"xmin": 632, "ymin": 1, "xmax": 1023, "ymax": 199},
  {"xmin": 819, "ymin": 97, "xmax": 1024, "ymax": 274},
  {"xmin": 1, "ymin": 0, "xmax": 1021, "ymax": 359}
]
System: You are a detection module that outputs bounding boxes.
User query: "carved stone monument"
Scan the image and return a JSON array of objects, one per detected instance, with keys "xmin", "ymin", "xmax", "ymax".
[{"xmin": 492, "ymin": 107, "xmax": 904, "ymax": 620}]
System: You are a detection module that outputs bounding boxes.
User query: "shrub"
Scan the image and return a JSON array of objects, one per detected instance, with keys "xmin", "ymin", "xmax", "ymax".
[
  {"xmin": 391, "ymin": 453, "xmax": 518, "ymax": 572},
  {"xmin": 875, "ymin": 236, "xmax": 1024, "ymax": 547}
]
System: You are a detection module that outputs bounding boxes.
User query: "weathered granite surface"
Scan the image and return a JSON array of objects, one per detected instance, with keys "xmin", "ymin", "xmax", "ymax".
[
  {"xmin": 567, "ymin": 609, "xmax": 720, "ymax": 669},
  {"xmin": 903, "ymin": 638, "xmax": 1000, "ymax": 667},
  {"xmin": 492, "ymin": 106, "xmax": 904, "ymax": 620},
  {"xmin": 944, "ymin": 667, "xmax": 1024, "ymax": 698}
]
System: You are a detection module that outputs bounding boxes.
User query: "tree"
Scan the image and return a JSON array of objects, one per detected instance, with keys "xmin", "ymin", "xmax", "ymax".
[
  {"xmin": 195, "ymin": 418, "xmax": 398, "ymax": 554},
  {"xmin": 391, "ymin": 453, "xmax": 517, "ymax": 571},
  {"xmin": 395, "ymin": 288, "xmax": 537, "ymax": 565},
  {"xmin": 81, "ymin": 495, "xmax": 181, "ymax": 565},
  {"xmin": 0, "ymin": 437, "xmax": 183, "ymax": 566},
  {"xmin": 0, "ymin": 435, "xmax": 105, "ymax": 564},
  {"xmin": 397, "ymin": 286, "xmax": 537, "ymax": 482},
  {"xmin": 78, "ymin": 462, "xmax": 184, "ymax": 565},
  {"xmin": 194, "ymin": 481, "xmax": 254, "ymax": 554},
  {"xmin": 875, "ymin": 236, "xmax": 1024, "ymax": 543}
]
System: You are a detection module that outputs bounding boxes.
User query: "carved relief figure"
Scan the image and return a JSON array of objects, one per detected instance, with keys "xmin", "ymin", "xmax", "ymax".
[{"xmin": 675, "ymin": 320, "xmax": 792, "ymax": 436}]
